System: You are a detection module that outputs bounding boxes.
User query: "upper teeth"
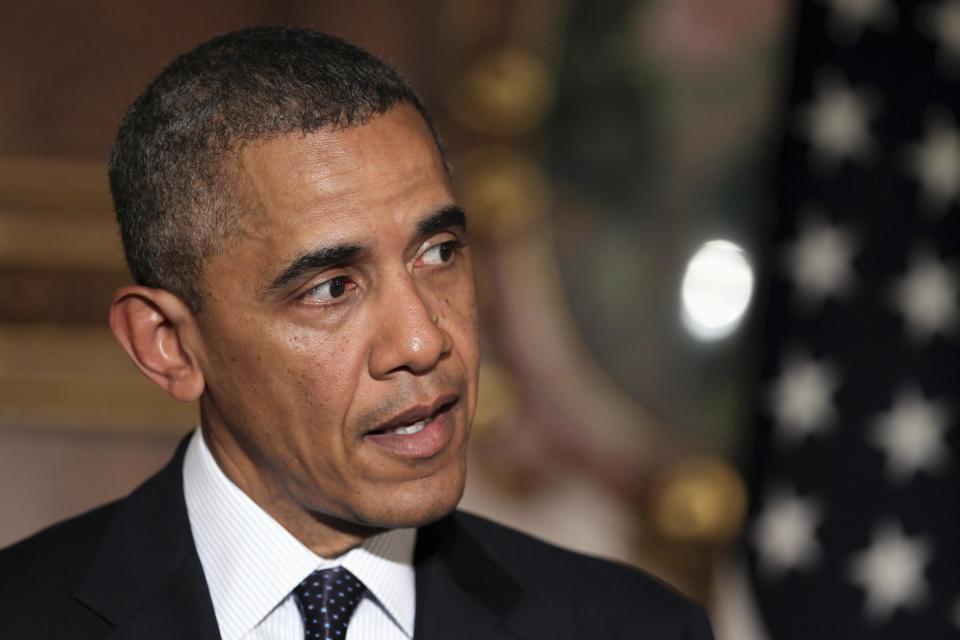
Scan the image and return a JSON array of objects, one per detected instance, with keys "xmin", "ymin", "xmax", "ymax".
[{"xmin": 389, "ymin": 419, "xmax": 428, "ymax": 435}]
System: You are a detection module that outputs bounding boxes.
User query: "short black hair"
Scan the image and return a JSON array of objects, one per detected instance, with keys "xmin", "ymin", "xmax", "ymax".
[{"xmin": 109, "ymin": 26, "xmax": 442, "ymax": 312}]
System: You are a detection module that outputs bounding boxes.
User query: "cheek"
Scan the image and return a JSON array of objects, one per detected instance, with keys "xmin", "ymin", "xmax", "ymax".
[
  {"xmin": 436, "ymin": 278, "xmax": 481, "ymax": 395},
  {"xmin": 448, "ymin": 280, "xmax": 480, "ymax": 353},
  {"xmin": 277, "ymin": 328, "xmax": 368, "ymax": 417},
  {"xmin": 285, "ymin": 324, "xmax": 392, "ymax": 448},
  {"xmin": 203, "ymin": 322, "xmax": 365, "ymax": 433},
  {"xmin": 436, "ymin": 265, "xmax": 478, "ymax": 322},
  {"xmin": 286, "ymin": 344, "xmax": 348, "ymax": 418}
]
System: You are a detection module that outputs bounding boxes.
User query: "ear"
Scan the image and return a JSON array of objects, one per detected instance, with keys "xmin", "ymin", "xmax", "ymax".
[{"xmin": 108, "ymin": 286, "xmax": 206, "ymax": 402}]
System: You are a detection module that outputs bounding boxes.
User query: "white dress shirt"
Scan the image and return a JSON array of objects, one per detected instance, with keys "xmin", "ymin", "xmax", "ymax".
[{"xmin": 182, "ymin": 429, "xmax": 416, "ymax": 640}]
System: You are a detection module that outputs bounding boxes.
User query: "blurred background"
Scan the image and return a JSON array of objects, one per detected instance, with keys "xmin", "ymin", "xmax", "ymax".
[{"xmin": 2, "ymin": 1, "xmax": 958, "ymax": 638}]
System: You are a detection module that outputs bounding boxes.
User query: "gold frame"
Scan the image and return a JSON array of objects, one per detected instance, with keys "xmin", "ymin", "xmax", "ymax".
[{"xmin": 0, "ymin": 157, "xmax": 195, "ymax": 434}]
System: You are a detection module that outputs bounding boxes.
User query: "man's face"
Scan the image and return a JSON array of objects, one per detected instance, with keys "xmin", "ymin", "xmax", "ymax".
[{"xmin": 193, "ymin": 104, "xmax": 479, "ymax": 538}]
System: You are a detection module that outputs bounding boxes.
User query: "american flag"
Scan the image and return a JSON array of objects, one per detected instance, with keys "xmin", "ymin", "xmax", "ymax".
[{"xmin": 744, "ymin": 0, "xmax": 960, "ymax": 638}]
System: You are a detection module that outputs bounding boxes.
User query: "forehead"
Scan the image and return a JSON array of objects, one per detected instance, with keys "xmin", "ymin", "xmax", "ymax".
[{"xmin": 234, "ymin": 104, "xmax": 452, "ymax": 246}]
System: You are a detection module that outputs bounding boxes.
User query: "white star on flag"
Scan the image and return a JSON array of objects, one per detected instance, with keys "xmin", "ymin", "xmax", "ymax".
[
  {"xmin": 870, "ymin": 387, "xmax": 951, "ymax": 483},
  {"xmin": 891, "ymin": 251, "xmax": 959, "ymax": 342},
  {"xmin": 769, "ymin": 353, "xmax": 840, "ymax": 444},
  {"xmin": 785, "ymin": 213, "xmax": 857, "ymax": 307},
  {"xmin": 847, "ymin": 520, "xmax": 932, "ymax": 622},
  {"xmin": 744, "ymin": 0, "xmax": 960, "ymax": 634},
  {"xmin": 823, "ymin": 0, "xmax": 897, "ymax": 44},
  {"xmin": 905, "ymin": 111, "xmax": 960, "ymax": 211},
  {"xmin": 798, "ymin": 72, "xmax": 876, "ymax": 171},
  {"xmin": 752, "ymin": 486, "xmax": 823, "ymax": 577}
]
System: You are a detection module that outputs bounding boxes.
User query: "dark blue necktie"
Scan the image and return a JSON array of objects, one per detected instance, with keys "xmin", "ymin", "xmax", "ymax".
[{"xmin": 292, "ymin": 566, "xmax": 367, "ymax": 639}]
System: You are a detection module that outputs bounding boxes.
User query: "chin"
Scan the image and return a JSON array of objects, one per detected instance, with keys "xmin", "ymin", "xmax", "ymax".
[{"xmin": 361, "ymin": 466, "xmax": 467, "ymax": 530}]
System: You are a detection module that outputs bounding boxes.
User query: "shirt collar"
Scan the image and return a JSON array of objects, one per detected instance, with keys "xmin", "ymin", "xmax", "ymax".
[
  {"xmin": 182, "ymin": 428, "xmax": 416, "ymax": 640},
  {"xmin": 341, "ymin": 526, "xmax": 416, "ymax": 636}
]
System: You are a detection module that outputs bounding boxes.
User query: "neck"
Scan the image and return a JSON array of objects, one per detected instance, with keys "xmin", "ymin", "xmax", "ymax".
[{"xmin": 199, "ymin": 418, "xmax": 381, "ymax": 558}]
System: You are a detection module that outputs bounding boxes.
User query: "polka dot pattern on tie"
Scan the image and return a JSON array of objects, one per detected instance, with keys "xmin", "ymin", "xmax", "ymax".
[{"xmin": 292, "ymin": 566, "xmax": 367, "ymax": 640}]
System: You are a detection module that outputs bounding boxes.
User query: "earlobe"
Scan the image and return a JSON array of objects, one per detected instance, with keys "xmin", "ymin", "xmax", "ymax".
[{"xmin": 108, "ymin": 286, "xmax": 206, "ymax": 402}]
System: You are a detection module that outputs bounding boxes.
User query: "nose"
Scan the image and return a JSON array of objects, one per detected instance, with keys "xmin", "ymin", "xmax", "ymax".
[{"xmin": 368, "ymin": 273, "xmax": 452, "ymax": 378}]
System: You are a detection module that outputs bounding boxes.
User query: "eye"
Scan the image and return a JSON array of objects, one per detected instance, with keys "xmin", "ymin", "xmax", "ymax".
[
  {"xmin": 419, "ymin": 240, "xmax": 463, "ymax": 266},
  {"xmin": 303, "ymin": 275, "xmax": 354, "ymax": 303}
]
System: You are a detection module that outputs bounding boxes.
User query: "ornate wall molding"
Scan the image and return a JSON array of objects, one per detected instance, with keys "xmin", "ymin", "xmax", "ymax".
[{"xmin": 0, "ymin": 157, "xmax": 193, "ymax": 433}]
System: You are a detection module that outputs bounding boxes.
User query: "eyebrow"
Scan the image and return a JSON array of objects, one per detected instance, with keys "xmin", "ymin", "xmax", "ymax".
[
  {"xmin": 416, "ymin": 205, "xmax": 467, "ymax": 238},
  {"xmin": 266, "ymin": 205, "xmax": 468, "ymax": 293},
  {"xmin": 268, "ymin": 244, "xmax": 365, "ymax": 292}
]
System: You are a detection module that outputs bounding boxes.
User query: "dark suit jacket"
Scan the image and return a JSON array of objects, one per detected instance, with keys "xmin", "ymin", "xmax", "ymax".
[{"xmin": 0, "ymin": 437, "xmax": 713, "ymax": 639}]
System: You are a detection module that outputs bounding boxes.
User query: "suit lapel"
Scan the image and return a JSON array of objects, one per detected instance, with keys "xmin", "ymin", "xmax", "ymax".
[
  {"xmin": 413, "ymin": 515, "xmax": 525, "ymax": 640},
  {"xmin": 73, "ymin": 435, "xmax": 221, "ymax": 640},
  {"xmin": 70, "ymin": 437, "xmax": 527, "ymax": 640}
]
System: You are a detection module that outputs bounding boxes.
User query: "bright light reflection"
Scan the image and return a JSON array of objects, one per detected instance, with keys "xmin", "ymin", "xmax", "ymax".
[{"xmin": 681, "ymin": 239, "xmax": 754, "ymax": 341}]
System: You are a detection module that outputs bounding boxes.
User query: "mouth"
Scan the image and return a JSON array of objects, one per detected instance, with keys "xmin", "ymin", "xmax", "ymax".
[{"xmin": 363, "ymin": 393, "xmax": 460, "ymax": 458}]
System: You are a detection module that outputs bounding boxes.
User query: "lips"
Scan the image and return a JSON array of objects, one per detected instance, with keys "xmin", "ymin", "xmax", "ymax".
[
  {"xmin": 363, "ymin": 393, "xmax": 459, "ymax": 458},
  {"xmin": 366, "ymin": 393, "xmax": 458, "ymax": 435}
]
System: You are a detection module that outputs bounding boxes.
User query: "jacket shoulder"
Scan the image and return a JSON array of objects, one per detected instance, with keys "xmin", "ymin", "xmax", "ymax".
[
  {"xmin": 0, "ymin": 501, "xmax": 123, "ymax": 637},
  {"xmin": 0, "ymin": 500, "xmax": 118, "ymax": 590},
  {"xmin": 451, "ymin": 510, "xmax": 713, "ymax": 639}
]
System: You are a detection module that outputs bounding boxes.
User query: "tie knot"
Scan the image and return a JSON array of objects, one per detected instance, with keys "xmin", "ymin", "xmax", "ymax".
[{"xmin": 292, "ymin": 566, "xmax": 367, "ymax": 639}]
